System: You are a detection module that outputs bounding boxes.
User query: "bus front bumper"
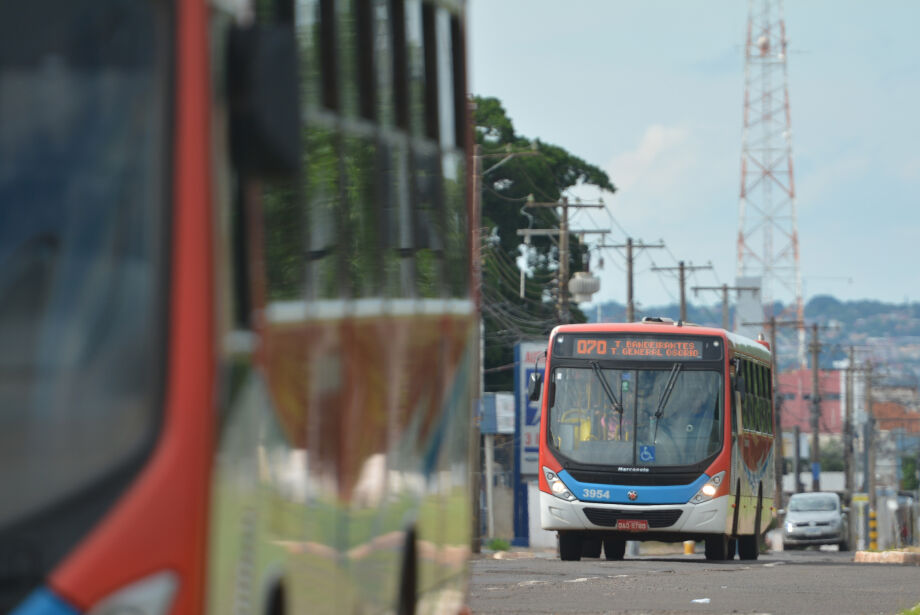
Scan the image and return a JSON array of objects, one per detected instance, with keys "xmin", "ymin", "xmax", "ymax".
[{"xmin": 540, "ymin": 491, "xmax": 731, "ymax": 536}]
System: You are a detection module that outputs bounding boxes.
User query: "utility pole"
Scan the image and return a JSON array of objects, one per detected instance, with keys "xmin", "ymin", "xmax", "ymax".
[
  {"xmin": 865, "ymin": 361, "xmax": 875, "ymax": 507},
  {"xmin": 793, "ymin": 425, "xmax": 803, "ymax": 493},
  {"xmin": 809, "ymin": 323, "xmax": 821, "ymax": 491},
  {"xmin": 650, "ymin": 261, "xmax": 713, "ymax": 322},
  {"xmin": 865, "ymin": 360, "xmax": 877, "ymax": 550},
  {"xmin": 599, "ymin": 237, "xmax": 665, "ymax": 322},
  {"xmin": 844, "ymin": 346, "xmax": 855, "ymax": 500},
  {"xmin": 471, "ymin": 143, "xmax": 483, "ymax": 554},
  {"xmin": 843, "ymin": 346, "xmax": 856, "ymax": 549},
  {"xmin": 473, "ymin": 142, "xmax": 540, "ymax": 553},
  {"xmin": 692, "ymin": 283, "xmax": 761, "ymax": 330},
  {"xmin": 560, "ymin": 200, "xmax": 569, "ymax": 322},
  {"xmin": 518, "ymin": 199, "xmax": 607, "ymax": 323}
]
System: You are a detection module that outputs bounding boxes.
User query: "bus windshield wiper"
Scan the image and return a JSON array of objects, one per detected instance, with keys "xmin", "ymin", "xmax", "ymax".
[
  {"xmin": 652, "ymin": 363, "xmax": 682, "ymax": 443},
  {"xmin": 590, "ymin": 361, "xmax": 624, "ymax": 439}
]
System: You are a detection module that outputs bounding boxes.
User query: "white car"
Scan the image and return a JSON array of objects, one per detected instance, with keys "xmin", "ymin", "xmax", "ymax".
[{"xmin": 781, "ymin": 492, "xmax": 849, "ymax": 550}]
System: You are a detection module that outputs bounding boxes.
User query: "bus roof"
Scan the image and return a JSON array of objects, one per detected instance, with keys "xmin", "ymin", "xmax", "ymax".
[{"xmin": 550, "ymin": 320, "xmax": 771, "ymax": 364}]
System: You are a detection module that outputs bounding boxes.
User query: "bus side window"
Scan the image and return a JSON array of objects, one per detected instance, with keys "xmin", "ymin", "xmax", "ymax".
[
  {"xmin": 740, "ymin": 360, "xmax": 750, "ymax": 431},
  {"xmin": 760, "ymin": 364, "xmax": 768, "ymax": 432},
  {"xmin": 732, "ymin": 380, "xmax": 740, "ymax": 435},
  {"xmin": 731, "ymin": 360, "xmax": 742, "ymax": 434},
  {"xmin": 766, "ymin": 365, "xmax": 773, "ymax": 401}
]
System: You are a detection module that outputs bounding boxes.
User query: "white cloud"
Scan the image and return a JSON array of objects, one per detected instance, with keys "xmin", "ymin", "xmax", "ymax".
[{"xmin": 607, "ymin": 124, "xmax": 691, "ymax": 195}]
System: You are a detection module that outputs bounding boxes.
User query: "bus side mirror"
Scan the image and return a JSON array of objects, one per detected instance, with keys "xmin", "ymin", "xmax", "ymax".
[
  {"xmin": 228, "ymin": 20, "xmax": 301, "ymax": 177},
  {"xmin": 528, "ymin": 372, "xmax": 542, "ymax": 402}
]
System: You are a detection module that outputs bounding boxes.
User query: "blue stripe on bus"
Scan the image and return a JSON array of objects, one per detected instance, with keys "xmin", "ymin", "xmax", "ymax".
[
  {"xmin": 10, "ymin": 589, "xmax": 80, "ymax": 615},
  {"xmin": 557, "ymin": 469, "xmax": 709, "ymax": 505}
]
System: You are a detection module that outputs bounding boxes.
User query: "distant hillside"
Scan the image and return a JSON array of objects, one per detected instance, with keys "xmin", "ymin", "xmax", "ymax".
[{"xmin": 590, "ymin": 295, "xmax": 920, "ymax": 386}]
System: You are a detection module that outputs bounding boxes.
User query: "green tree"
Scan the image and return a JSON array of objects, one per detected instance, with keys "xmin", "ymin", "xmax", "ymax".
[
  {"xmin": 901, "ymin": 456, "xmax": 919, "ymax": 491},
  {"xmin": 819, "ymin": 439, "xmax": 845, "ymax": 472},
  {"xmin": 474, "ymin": 96, "xmax": 615, "ymax": 391}
]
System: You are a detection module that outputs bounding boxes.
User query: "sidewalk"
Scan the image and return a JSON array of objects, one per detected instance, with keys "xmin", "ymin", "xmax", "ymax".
[{"xmin": 853, "ymin": 548, "xmax": 920, "ymax": 565}]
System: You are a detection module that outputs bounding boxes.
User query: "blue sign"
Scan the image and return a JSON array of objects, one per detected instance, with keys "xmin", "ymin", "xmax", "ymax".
[
  {"xmin": 515, "ymin": 343, "xmax": 546, "ymax": 476},
  {"xmin": 513, "ymin": 341, "xmax": 548, "ymax": 547},
  {"xmin": 639, "ymin": 445, "xmax": 656, "ymax": 463},
  {"xmin": 524, "ymin": 368, "xmax": 541, "ymax": 425}
]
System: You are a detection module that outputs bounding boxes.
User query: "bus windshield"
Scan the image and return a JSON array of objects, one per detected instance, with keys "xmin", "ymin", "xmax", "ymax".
[
  {"xmin": 549, "ymin": 365, "xmax": 722, "ymax": 467},
  {"xmin": 0, "ymin": 0, "xmax": 170, "ymax": 530}
]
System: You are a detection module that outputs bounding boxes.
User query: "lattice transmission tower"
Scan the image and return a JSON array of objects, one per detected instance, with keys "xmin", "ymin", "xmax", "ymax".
[{"xmin": 736, "ymin": 0, "xmax": 806, "ymax": 365}]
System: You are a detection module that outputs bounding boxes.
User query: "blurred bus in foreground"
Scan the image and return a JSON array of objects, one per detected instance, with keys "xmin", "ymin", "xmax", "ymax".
[
  {"xmin": 0, "ymin": 0, "xmax": 476, "ymax": 613},
  {"xmin": 531, "ymin": 319, "xmax": 774, "ymax": 561}
]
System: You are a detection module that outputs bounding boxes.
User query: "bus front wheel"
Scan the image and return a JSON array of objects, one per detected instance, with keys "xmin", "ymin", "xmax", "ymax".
[
  {"xmin": 603, "ymin": 537, "xmax": 626, "ymax": 560},
  {"xmin": 559, "ymin": 532, "xmax": 583, "ymax": 561},
  {"xmin": 582, "ymin": 537, "xmax": 602, "ymax": 558}
]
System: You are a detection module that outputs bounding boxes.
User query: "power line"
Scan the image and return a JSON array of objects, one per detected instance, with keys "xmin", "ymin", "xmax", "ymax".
[
  {"xmin": 519, "ymin": 198, "xmax": 608, "ymax": 323},
  {"xmin": 597, "ymin": 238, "xmax": 666, "ymax": 323},
  {"xmin": 650, "ymin": 261, "xmax": 714, "ymax": 322},
  {"xmin": 691, "ymin": 283, "xmax": 761, "ymax": 329}
]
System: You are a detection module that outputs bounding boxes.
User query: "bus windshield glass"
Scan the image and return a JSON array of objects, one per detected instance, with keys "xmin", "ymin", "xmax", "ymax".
[
  {"xmin": 549, "ymin": 365, "xmax": 722, "ymax": 467},
  {"xmin": 0, "ymin": 0, "xmax": 170, "ymax": 529}
]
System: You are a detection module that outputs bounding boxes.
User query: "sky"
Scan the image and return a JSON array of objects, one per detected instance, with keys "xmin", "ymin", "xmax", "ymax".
[{"xmin": 468, "ymin": 0, "xmax": 920, "ymax": 311}]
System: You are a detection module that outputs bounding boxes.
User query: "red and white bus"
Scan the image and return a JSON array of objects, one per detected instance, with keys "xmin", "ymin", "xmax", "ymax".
[
  {"xmin": 530, "ymin": 318, "xmax": 775, "ymax": 561},
  {"xmin": 1, "ymin": 0, "xmax": 476, "ymax": 613}
]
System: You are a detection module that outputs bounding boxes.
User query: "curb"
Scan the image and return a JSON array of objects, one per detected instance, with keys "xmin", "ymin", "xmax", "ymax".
[{"xmin": 853, "ymin": 551, "xmax": 920, "ymax": 565}]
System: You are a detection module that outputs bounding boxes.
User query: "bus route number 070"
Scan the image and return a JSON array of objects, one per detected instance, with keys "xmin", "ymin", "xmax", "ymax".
[{"xmin": 576, "ymin": 339, "xmax": 608, "ymax": 356}]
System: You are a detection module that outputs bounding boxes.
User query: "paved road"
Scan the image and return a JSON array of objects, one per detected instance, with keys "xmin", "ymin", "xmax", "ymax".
[{"xmin": 469, "ymin": 548, "xmax": 920, "ymax": 615}]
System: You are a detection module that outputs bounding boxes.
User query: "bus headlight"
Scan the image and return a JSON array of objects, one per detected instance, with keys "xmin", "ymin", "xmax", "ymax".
[
  {"xmin": 689, "ymin": 471, "xmax": 725, "ymax": 504},
  {"xmin": 543, "ymin": 467, "xmax": 576, "ymax": 501}
]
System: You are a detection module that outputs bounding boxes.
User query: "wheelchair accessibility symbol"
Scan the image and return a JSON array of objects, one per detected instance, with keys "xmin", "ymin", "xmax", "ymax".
[{"xmin": 639, "ymin": 445, "xmax": 656, "ymax": 463}]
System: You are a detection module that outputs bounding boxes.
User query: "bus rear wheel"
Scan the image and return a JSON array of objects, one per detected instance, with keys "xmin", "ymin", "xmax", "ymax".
[
  {"xmin": 738, "ymin": 534, "xmax": 759, "ymax": 560},
  {"xmin": 704, "ymin": 534, "xmax": 733, "ymax": 560},
  {"xmin": 559, "ymin": 532, "xmax": 583, "ymax": 561},
  {"xmin": 739, "ymin": 490, "xmax": 762, "ymax": 560},
  {"xmin": 603, "ymin": 537, "xmax": 626, "ymax": 560}
]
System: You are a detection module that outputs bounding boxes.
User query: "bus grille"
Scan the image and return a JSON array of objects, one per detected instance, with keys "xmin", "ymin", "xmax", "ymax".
[{"xmin": 583, "ymin": 508, "xmax": 683, "ymax": 528}]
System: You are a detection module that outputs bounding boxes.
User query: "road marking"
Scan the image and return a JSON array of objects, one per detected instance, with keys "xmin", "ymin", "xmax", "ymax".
[{"xmin": 564, "ymin": 577, "xmax": 599, "ymax": 583}]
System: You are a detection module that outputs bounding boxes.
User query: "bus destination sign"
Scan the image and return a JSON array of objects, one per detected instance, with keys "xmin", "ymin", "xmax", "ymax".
[{"xmin": 554, "ymin": 335, "xmax": 722, "ymax": 361}]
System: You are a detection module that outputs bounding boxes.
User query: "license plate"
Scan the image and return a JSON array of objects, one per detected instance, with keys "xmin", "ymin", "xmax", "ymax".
[{"xmin": 616, "ymin": 519, "xmax": 649, "ymax": 532}]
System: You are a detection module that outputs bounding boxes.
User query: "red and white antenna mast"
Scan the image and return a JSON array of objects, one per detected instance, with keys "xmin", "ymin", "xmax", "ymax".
[{"xmin": 736, "ymin": 0, "xmax": 806, "ymax": 365}]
